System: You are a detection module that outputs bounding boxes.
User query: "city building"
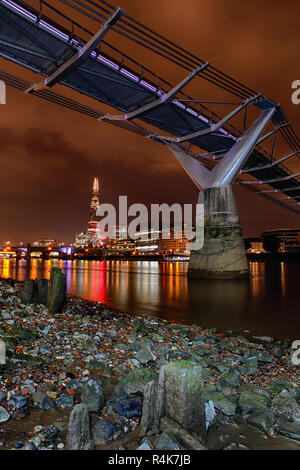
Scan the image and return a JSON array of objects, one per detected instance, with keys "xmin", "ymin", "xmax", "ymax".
[
  {"xmin": 244, "ymin": 237, "xmax": 265, "ymax": 253},
  {"xmin": 75, "ymin": 177, "xmax": 102, "ymax": 248},
  {"xmin": 135, "ymin": 225, "xmax": 192, "ymax": 256},
  {"xmin": 105, "ymin": 226, "xmax": 135, "ymax": 256},
  {"xmin": 32, "ymin": 238, "xmax": 57, "ymax": 247},
  {"xmin": 261, "ymin": 228, "xmax": 300, "ymax": 253}
]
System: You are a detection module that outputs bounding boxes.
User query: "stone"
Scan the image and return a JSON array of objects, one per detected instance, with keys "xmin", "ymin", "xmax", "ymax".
[
  {"xmin": 266, "ymin": 379, "xmax": 294, "ymax": 396},
  {"xmin": 247, "ymin": 409, "xmax": 275, "ymax": 433},
  {"xmin": 277, "ymin": 416, "xmax": 300, "ymax": 442},
  {"xmin": 136, "ymin": 442, "xmax": 152, "ymax": 450},
  {"xmin": 56, "ymin": 394, "xmax": 74, "ymax": 408},
  {"xmin": 47, "ymin": 268, "xmax": 66, "ymax": 314},
  {"xmin": 1, "ymin": 311, "xmax": 11, "ymax": 320},
  {"xmin": 140, "ymin": 380, "xmax": 156, "ymax": 438},
  {"xmin": 35, "ymin": 279, "xmax": 48, "ymax": 305},
  {"xmin": 0, "ymin": 390, "xmax": 5, "ymax": 404},
  {"xmin": 66, "ymin": 403, "xmax": 94, "ymax": 450},
  {"xmin": 155, "ymin": 431, "xmax": 183, "ymax": 451},
  {"xmin": 160, "ymin": 417, "xmax": 206, "ymax": 450},
  {"xmin": 6, "ymin": 325, "xmax": 37, "ymax": 342},
  {"xmin": 133, "ymin": 336, "xmax": 153, "ymax": 351},
  {"xmin": 33, "ymin": 390, "xmax": 54, "ymax": 410},
  {"xmin": 154, "ymin": 362, "xmax": 206, "ymax": 441},
  {"xmin": 91, "ymin": 417, "xmax": 116, "ymax": 444},
  {"xmin": 81, "ymin": 379, "xmax": 104, "ymax": 413},
  {"xmin": 136, "ymin": 347, "xmax": 156, "ymax": 365},
  {"xmin": 22, "ymin": 279, "xmax": 36, "ymax": 305},
  {"xmin": 8, "ymin": 395, "xmax": 28, "ymax": 410},
  {"xmin": 112, "ymin": 369, "xmax": 158, "ymax": 400},
  {"xmin": 271, "ymin": 395, "xmax": 300, "ymax": 420},
  {"xmin": 0, "ymin": 405, "xmax": 10, "ymax": 423},
  {"xmin": 205, "ymin": 400, "xmax": 216, "ymax": 429},
  {"xmin": 115, "ymin": 399, "xmax": 142, "ymax": 418},
  {"xmin": 209, "ymin": 391, "xmax": 237, "ymax": 416},
  {"xmin": 220, "ymin": 369, "xmax": 241, "ymax": 386},
  {"xmin": 238, "ymin": 390, "xmax": 270, "ymax": 415}
]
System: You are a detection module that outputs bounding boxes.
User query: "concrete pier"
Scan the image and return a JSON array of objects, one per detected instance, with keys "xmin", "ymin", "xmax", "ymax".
[{"xmin": 188, "ymin": 185, "xmax": 249, "ymax": 279}]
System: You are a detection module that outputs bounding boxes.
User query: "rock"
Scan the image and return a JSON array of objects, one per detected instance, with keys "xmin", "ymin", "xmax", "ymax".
[
  {"xmin": 91, "ymin": 417, "xmax": 116, "ymax": 444},
  {"xmin": 33, "ymin": 390, "xmax": 55, "ymax": 410},
  {"xmin": 0, "ymin": 390, "xmax": 5, "ymax": 404},
  {"xmin": 47, "ymin": 268, "xmax": 66, "ymax": 314},
  {"xmin": 1, "ymin": 311, "xmax": 11, "ymax": 320},
  {"xmin": 112, "ymin": 369, "xmax": 158, "ymax": 400},
  {"xmin": 154, "ymin": 362, "xmax": 206, "ymax": 441},
  {"xmin": 160, "ymin": 416, "xmax": 206, "ymax": 450},
  {"xmin": 271, "ymin": 395, "xmax": 300, "ymax": 420},
  {"xmin": 266, "ymin": 379, "xmax": 294, "ymax": 396},
  {"xmin": 247, "ymin": 409, "xmax": 275, "ymax": 433},
  {"xmin": 136, "ymin": 442, "xmax": 152, "ymax": 450},
  {"xmin": 0, "ymin": 405, "xmax": 10, "ymax": 423},
  {"xmin": 81, "ymin": 379, "xmax": 104, "ymax": 413},
  {"xmin": 35, "ymin": 279, "xmax": 48, "ymax": 305},
  {"xmin": 136, "ymin": 347, "xmax": 156, "ymax": 365},
  {"xmin": 140, "ymin": 380, "xmax": 156, "ymax": 438},
  {"xmin": 23, "ymin": 442, "xmax": 36, "ymax": 450},
  {"xmin": 22, "ymin": 279, "xmax": 36, "ymax": 305},
  {"xmin": 209, "ymin": 391, "xmax": 237, "ymax": 416},
  {"xmin": 66, "ymin": 403, "xmax": 94, "ymax": 450},
  {"xmin": 115, "ymin": 399, "xmax": 142, "ymax": 418},
  {"xmin": 155, "ymin": 431, "xmax": 183, "ymax": 450},
  {"xmin": 6, "ymin": 326, "xmax": 37, "ymax": 342},
  {"xmin": 209, "ymin": 361, "xmax": 231, "ymax": 374},
  {"xmin": 56, "ymin": 394, "xmax": 74, "ymax": 408},
  {"xmin": 205, "ymin": 400, "xmax": 216, "ymax": 429},
  {"xmin": 220, "ymin": 369, "xmax": 241, "ymax": 386},
  {"xmin": 238, "ymin": 389, "xmax": 270, "ymax": 415},
  {"xmin": 277, "ymin": 416, "xmax": 300, "ymax": 442},
  {"xmin": 133, "ymin": 336, "xmax": 153, "ymax": 351},
  {"xmin": 8, "ymin": 395, "xmax": 28, "ymax": 410}
]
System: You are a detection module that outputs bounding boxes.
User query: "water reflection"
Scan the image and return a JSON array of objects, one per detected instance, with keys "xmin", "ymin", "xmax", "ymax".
[{"xmin": 0, "ymin": 258, "xmax": 299, "ymax": 340}]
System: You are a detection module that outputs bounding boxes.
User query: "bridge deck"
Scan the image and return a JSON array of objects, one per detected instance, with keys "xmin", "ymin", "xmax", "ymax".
[{"xmin": 0, "ymin": 0, "xmax": 299, "ymax": 206}]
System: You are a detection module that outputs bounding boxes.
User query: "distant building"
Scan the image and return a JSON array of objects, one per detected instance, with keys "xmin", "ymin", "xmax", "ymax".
[
  {"xmin": 135, "ymin": 225, "xmax": 192, "ymax": 256},
  {"xmin": 244, "ymin": 237, "xmax": 265, "ymax": 253},
  {"xmin": 105, "ymin": 226, "xmax": 135, "ymax": 255},
  {"xmin": 75, "ymin": 178, "xmax": 102, "ymax": 248},
  {"xmin": 262, "ymin": 228, "xmax": 300, "ymax": 253},
  {"xmin": 32, "ymin": 238, "xmax": 57, "ymax": 247}
]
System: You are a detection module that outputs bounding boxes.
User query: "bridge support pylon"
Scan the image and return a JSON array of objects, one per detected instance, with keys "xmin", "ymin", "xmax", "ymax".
[{"xmin": 168, "ymin": 106, "xmax": 276, "ymax": 279}]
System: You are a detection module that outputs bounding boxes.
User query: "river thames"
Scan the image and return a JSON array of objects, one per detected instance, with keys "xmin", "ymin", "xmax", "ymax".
[{"xmin": 0, "ymin": 258, "xmax": 299, "ymax": 340}]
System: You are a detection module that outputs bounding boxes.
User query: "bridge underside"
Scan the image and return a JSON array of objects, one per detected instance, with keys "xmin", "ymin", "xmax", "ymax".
[{"xmin": 0, "ymin": 0, "xmax": 299, "ymax": 279}]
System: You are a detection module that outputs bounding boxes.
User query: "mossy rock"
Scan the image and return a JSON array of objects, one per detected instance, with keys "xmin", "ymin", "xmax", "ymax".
[
  {"xmin": 112, "ymin": 368, "xmax": 158, "ymax": 400},
  {"xmin": 11, "ymin": 352, "xmax": 43, "ymax": 366},
  {"xmin": 5, "ymin": 326, "xmax": 38, "ymax": 342}
]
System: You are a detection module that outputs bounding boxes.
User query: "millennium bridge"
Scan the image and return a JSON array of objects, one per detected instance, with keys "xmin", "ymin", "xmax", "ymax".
[{"xmin": 0, "ymin": 0, "xmax": 299, "ymax": 278}]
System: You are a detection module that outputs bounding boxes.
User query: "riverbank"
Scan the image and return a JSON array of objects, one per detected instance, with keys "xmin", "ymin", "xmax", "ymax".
[{"xmin": 0, "ymin": 277, "xmax": 299, "ymax": 450}]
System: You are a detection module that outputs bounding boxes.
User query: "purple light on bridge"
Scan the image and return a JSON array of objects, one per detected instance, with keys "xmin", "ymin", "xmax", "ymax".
[
  {"xmin": 97, "ymin": 54, "xmax": 119, "ymax": 70},
  {"xmin": 140, "ymin": 80, "xmax": 157, "ymax": 93},
  {"xmin": 120, "ymin": 68, "xmax": 139, "ymax": 82},
  {"xmin": 39, "ymin": 20, "xmax": 69, "ymax": 42},
  {"xmin": 2, "ymin": 0, "xmax": 37, "ymax": 22}
]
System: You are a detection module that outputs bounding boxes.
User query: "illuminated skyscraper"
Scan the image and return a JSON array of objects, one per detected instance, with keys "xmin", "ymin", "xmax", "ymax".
[
  {"xmin": 86, "ymin": 177, "xmax": 100, "ymax": 239},
  {"xmin": 75, "ymin": 177, "xmax": 102, "ymax": 248}
]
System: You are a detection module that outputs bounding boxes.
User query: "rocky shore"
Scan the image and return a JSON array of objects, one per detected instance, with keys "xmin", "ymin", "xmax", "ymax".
[{"xmin": 0, "ymin": 277, "xmax": 299, "ymax": 451}]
